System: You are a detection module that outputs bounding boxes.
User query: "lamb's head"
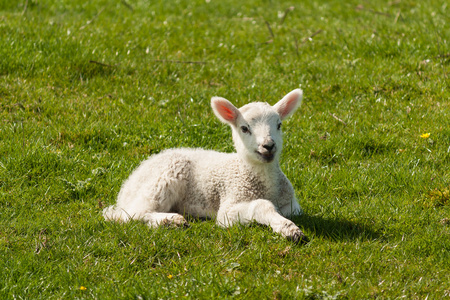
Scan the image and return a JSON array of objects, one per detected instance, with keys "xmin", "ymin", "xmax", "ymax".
[{"xmin": 211, "ymin": 89, "xmax": 303, "ymax": 165}]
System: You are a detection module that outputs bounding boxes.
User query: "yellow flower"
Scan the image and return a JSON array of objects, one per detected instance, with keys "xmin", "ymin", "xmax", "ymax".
[
  {"xmin": 80, "ymin": 286, "xmax": 87, "ymax": 291},
  {"xmin": 420, "ymin": 133, "xmax": 430, "ymax": 138},
  {"xmin": 167, "ymin": 275, "xmax": 173, "ymax": 279}
]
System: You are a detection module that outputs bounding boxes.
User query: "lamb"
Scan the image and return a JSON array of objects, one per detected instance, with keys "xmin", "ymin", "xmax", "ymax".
[{"xmin": 103, "ymin": 89, "xmax": 307, "ymax": 243}]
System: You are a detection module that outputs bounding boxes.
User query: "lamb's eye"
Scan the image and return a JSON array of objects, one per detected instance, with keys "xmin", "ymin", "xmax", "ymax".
[
  {"xmin": 277, "ymin": 123, "xmax": 282, "ymax": 130},
  {"xmin": 241, "ymin": 126, "xmax": 250, "ymax": 134}
]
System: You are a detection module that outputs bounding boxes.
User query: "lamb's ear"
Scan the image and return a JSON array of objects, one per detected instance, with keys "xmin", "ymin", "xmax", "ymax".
[
  {"xmin": 273, "ymin": 89, "xmax": 303, "ymax": 120},
  {"xmin": 211, "ymin": 97, "xmax": 241, "ymax": 125}
]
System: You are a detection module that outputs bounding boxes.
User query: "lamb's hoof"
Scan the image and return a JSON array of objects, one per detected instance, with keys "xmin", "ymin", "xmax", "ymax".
[
  {"xmin": 287, "ymin": 231, "xmax": 309, "ymax": 245},
  {"xmin": 281, "ymin": 222, "xmax": 309, "ymax": 244},
  {"xmin": 161, "ymin": 215, "xmax": 190, "ymax": 228}
]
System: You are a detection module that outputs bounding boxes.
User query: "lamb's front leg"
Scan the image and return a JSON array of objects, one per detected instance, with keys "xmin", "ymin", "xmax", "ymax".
[
  {"xmin": 217, "ymin": 199, "xmax": 307, "ymax": 243},
  {"xmin": 279, "ymin": 198, "xmax": 303, "ymax": 218}
]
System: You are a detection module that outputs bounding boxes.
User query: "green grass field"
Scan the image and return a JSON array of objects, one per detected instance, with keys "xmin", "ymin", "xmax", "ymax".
[{"xmin": 1, "ymin": 0, "xmax": 449, "ymax": 298}]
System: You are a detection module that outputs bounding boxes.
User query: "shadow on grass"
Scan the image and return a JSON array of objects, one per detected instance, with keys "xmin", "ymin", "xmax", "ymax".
[
  {"xmin": 183, "ymin": 214, "xmax": 381, "ymax": 243},
  {"xmin": 293, "ymin": 214, "xmax": 381, "ymax": 242}
]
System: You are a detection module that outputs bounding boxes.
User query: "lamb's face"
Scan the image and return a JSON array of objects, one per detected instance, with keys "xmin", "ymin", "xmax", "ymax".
[
  {"xmin": 233, "ymin": 103, "xmax": 283, "ymax": 164},
  {"xmin": 211, "ymin": 89, "xmax": 302, "ymax": 165}
]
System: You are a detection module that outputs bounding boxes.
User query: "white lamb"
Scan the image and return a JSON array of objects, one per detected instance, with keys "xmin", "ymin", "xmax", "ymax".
[{"xmin": 103, "ymin": 89, "xmax": 307, "ymax": 243}]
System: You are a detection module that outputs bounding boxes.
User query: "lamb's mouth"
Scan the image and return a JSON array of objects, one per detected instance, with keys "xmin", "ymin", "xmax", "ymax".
[{"xmin": 255, "ymin": 151, "xmax": 275, "ymax": 163}]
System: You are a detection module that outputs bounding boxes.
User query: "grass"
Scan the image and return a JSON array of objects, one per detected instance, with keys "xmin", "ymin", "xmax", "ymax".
[{"xmin": 0, "ymin": 0, "xmax": 449, "ymax": 298}]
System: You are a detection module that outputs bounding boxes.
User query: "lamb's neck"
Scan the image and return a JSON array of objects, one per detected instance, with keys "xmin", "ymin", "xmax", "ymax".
[{"xmin": 240, "ymin": 158, "xmax": 281, "ymax": 177}]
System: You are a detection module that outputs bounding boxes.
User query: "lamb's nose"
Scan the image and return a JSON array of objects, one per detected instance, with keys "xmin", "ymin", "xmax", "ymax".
[{"xmin": 263, "ymin": 142, "xmax": 275, "ymax": 152}]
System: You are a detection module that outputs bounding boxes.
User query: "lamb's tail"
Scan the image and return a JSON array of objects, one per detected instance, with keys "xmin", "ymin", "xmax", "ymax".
[{"xmin": 102, "ymin": 205, "xmax": 131, "ymax": 222}]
